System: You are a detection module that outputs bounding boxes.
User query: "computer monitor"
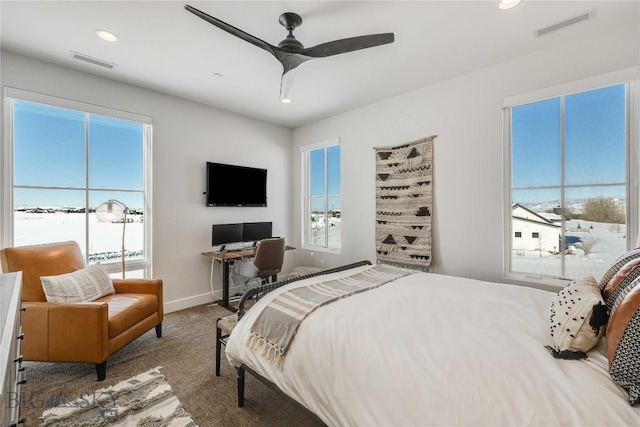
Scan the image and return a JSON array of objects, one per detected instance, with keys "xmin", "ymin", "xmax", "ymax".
[
  {"xmin": 242, "ymin": 221, "xmax": 272, "ymax": 245},
  {"xmin": 212, "ymin": 223, "xmax": 243, "ymax": 251}
]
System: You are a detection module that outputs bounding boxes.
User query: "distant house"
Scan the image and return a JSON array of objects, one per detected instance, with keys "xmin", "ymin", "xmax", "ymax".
[{"xmin": 512, "ymin": 204, "xmax": 561, "ymax": 252}]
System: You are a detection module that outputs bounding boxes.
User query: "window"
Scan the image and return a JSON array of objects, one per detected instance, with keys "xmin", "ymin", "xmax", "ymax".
[
  {"xmin": 2, "ymin": 88, "xmax": 153, "ymax": 277},
  {"xmin": 301, "ymin": 140, "xmax": 341, "ymax": 252},
  {"xmin": 504, "ymin": 71, "xmax": 638, "ymax": 283}
]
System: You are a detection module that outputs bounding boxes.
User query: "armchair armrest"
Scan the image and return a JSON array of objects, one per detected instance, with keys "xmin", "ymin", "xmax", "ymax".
[
  {"xmin": 112, "ymin": 278, "xmax": 162, "ymax": 295},
  {"xmin": 112, "ymin": 278, "xmax": 163, "ymax": 320},
  {"xmin": 22, "ymin": 301, "xmax": 109, "ymax": 363}
]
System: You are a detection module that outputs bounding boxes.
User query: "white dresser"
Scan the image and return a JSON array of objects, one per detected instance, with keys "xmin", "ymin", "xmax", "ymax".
[{"xmin": 0, "ymin": 272, "xmax": 24, "ymax": 427}]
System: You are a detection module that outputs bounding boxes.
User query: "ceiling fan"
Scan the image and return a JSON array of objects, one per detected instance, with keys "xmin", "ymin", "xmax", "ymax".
[{"xmin": 184, "ymin": 4, "xmax": 394, "ymax": 103}]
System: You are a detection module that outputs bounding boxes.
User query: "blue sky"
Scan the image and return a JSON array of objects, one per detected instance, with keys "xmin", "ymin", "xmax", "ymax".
[
  {"xmin": 14, "ymin": 99, "xmax": 341, "ymax": 213},
  {"xmin": 13, "ymin": 100, "xmax": 145, "ymax": 210},
  {"xmin": 13, "ymin": 83, "xmax": 625, "ymax": 214},
  {"xmin": 310, "ymin": 144, "xmax": 341, "ymax": 212},
  {"xmin": 511, "ymin": 83, "xmax": 626, "ymax": 206}
]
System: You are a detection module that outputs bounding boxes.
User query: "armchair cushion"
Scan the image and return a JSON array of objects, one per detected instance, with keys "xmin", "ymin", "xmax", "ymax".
[
  {"xmin": 40, "ymin": 263, "xmax": 115, "ymax": 303},
  {"xmin": 98, "ymin": 293, "xmax": 159, "ymax": 338}
]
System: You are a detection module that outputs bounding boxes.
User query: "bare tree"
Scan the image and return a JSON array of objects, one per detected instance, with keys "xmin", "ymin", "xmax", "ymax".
[
  {"xmin": 609, "ymin": 223, "xmax": 622, "ymax": 233},
  {"xmin": 578, "ymin": 236, "xmax": 600, "ymax": 256},
  {"xmin": 311, "ymin": 214, "xmax": 320, "ymax": 245},
  {"xmin": 563, "ymin": 206, "xmax": 575, "ymax": 220},
  {"xmin": 582, "ymin": 197, "xmax": 625, "ymax": 224}
]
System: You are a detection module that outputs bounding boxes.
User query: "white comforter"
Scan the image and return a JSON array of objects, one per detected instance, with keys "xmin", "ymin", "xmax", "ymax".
[{"xmin": 226, "ymin": 265, "xmax": 640, "ymax": 426}]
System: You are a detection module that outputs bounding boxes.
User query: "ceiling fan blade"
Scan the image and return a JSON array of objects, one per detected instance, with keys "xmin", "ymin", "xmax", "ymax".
[
  {"xmin": 184, "ymin": 5, "xmax": 277, "ymax": 57},
  {"xmin": 300, "ymin": 33, "xmax": 394, "ymax": 58}
]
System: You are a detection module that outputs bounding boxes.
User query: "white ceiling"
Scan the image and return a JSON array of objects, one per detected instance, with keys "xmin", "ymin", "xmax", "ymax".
[{"xmin": 1, "ymin": 1, "xmax": 638, "ymax": 128}]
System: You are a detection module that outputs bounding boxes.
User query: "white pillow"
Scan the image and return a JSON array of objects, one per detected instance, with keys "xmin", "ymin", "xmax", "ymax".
[
  {"xmin": 546, "ymin": 276, "xmax": 609, "ymax": 359},
  {"xmin": 41, "ymin": 263, "xmax": 115, "ymax": 303}
]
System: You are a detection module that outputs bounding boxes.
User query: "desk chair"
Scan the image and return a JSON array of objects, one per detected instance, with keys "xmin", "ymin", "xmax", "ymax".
[{"xmin": 252, "ymin": 237, "xmax": 285, "ymax": 284}]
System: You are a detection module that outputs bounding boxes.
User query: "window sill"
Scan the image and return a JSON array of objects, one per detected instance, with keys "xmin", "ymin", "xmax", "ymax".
[
  {"xmin": 504, "ymin": 272, "xmax": 570, "ymax": 292},
  {"xmin": 301, "ymin": 245, "xmax": 341, "ymax": 255},
  {"xmin": 95, "ymin": 259, "xmax": 150, "ymax": 275}
]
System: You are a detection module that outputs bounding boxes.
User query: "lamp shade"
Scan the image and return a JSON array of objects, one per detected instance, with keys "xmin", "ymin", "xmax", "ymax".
[{"xmin": 95, "ymin": 200, "xmax": 126, "ymax": 223}]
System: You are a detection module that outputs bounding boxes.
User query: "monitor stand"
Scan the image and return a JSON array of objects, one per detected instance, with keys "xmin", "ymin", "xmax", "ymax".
[
  {"xmin": 252, "ymin": 241, "xmax": 258, "ymax": 248},
  {"xmin": 219, "ymin": 244, "xmax": 227, "ymax": 252}
]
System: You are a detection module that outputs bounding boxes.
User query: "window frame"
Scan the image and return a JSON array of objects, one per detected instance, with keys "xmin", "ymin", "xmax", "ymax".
[
  {"xmin": 300, "ymin": 138, "xmax": 341, "ymax": 253},
  {"xmin": 502, "ymin": 67, "xmax": 639, "ymax": 286},
  {"xmin": 1, "ymin": 87, "xmax": 154, "ymax": 277}
]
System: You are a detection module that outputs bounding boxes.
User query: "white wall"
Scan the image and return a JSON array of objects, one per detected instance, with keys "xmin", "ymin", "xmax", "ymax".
[
  {"xmin": 2, "ymin": 19, "xmax": 638, "ymax": 308},
  {"xmin": 0, "ymin": 50, "xmax": 293, "ymax": 312},
  {"xmin": 290, "ymin": 24, "xmax": 639, "ymax": 287}
]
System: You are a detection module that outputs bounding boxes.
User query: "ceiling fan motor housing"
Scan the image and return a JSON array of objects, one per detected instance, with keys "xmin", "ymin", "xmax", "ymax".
[
  {"xmin": 278, "ymin": 35, "xmax": 303, "ymax": 50},
  {"xmin": 278, "ymin": 12, "xmax": 304, "ymax": 50}
]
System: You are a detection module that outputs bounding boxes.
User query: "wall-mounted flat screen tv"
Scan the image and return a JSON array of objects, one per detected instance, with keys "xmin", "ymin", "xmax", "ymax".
[{"xmin": 206, "ymin": 162, "xmax": 267, "ymax": 207}]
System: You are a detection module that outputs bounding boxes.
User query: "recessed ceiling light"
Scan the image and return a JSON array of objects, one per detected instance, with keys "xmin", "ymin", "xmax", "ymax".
[
  {"xmin": 95, "ymin": 29, "xmax": 118, "ymax": 42},
  {"xmin": 499, "ymin": 0, "xmax": 521, "ymax": 10},
  {"xmin": 281, "ymin": 98, "xmax": 292, "ymax": 104}
]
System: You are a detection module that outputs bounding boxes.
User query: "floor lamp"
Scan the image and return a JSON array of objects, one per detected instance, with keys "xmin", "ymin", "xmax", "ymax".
[{"xmin": 95, "ymin": 199, "xmax": 128, "ymax": 279}]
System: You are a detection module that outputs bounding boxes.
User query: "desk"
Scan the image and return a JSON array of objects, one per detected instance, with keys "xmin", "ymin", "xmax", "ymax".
[{"xmin": 202, "ymin": 246, "xmax": 295, "ymax": 311}]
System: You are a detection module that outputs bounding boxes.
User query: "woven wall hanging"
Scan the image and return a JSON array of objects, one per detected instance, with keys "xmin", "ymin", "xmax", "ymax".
[{"xmin": 374, "ymin": 135, "xmax": 435, "ymax": 269}]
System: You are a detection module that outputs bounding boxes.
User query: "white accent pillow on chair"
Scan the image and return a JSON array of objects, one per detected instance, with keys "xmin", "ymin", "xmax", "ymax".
[{"xmin": 41, "ymin": 263, "xmax": 115, "ymax": 303}]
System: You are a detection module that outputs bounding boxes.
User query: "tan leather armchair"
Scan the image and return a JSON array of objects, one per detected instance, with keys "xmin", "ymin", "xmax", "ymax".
[{"xmin": 0, "ymin": 241, "xmax": 163, "ymax": 381}]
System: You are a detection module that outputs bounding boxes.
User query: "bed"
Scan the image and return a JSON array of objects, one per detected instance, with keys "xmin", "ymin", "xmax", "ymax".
[{"xmin": 224, "ymin": 259, "xmax": 640, "ymax": 426}]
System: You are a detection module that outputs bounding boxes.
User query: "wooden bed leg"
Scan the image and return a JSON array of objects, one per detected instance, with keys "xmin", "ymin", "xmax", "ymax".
[
  {"xmin": 237, "ymin": 367, "xmax": 245, "ymax": 407},
  {"xmin": 215, "ymin": 324, "xmax": 222, "ymax": 377}
]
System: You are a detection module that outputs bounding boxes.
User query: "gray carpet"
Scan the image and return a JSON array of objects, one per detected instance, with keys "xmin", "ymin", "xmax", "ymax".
[{"xmin": 18, "ymin": 303, "xmax": 321, "ymax": 427}]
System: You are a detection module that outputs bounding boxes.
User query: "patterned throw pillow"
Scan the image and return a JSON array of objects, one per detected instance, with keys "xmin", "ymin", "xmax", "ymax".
[
  {"xmin": 599, "ymin": 248, "xmax": 640, "ymax": 293},
  {"xmin": 607, "ymin": 285, "xmax": 640, "ymax": 405},
  {"xmin": 41, "ymin": 263, "xmax": 115, "ymax": 303},
  {"xmin": 546, "ymin": 276, "xmax": 609, "ymax": 360}
]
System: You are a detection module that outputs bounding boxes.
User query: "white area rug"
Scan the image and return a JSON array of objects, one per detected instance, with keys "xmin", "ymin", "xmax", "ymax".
[{"xmin": 40, "ymin": 367, "xmax": 197, "ymax": 426}]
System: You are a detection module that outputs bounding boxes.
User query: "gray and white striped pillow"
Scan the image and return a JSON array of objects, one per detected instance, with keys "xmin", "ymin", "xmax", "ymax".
[{"xmin": 41, "ymin": 263, "xmax": 115, "ymax": 303}]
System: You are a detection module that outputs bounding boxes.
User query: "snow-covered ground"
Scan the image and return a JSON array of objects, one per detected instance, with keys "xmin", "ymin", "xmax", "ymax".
[
  {"xmin": 14, "ymin": 211, "xmax": 624, "ymax": 282},
  {"xmin": 512, "ymin": 217, "xmax": 626, "ymax": 280},
  {"xmin": 309, "ymin": 215, "xmax": 341, "ymax": 248},
  {"xmin": 14, "ymin": 211, "xmax": 144, "ymax": 263}
]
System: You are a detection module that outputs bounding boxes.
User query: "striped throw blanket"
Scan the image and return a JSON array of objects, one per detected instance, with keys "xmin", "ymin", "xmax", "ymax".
[{"xmin": 247, "ymin": 264, "xmax": 416, "ymax": 368}]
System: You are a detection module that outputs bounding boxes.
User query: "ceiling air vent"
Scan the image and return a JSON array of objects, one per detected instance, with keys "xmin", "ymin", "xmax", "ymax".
[
  {"xmin": 534, "ymin": 10, "xmax": 595, "ymax": 38},
  {"xmin": 70, "ymin": 51, "xmax": 116, "ymax": 69}
]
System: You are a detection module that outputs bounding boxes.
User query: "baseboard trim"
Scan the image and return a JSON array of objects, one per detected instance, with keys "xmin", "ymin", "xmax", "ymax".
[
  {"xmin": 164, "ymin": 292, "xmax": 216, "ymax": 314},
  {"xmin": 164, "ymin": 283, "xmax": 256, "ymax": 314}
]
